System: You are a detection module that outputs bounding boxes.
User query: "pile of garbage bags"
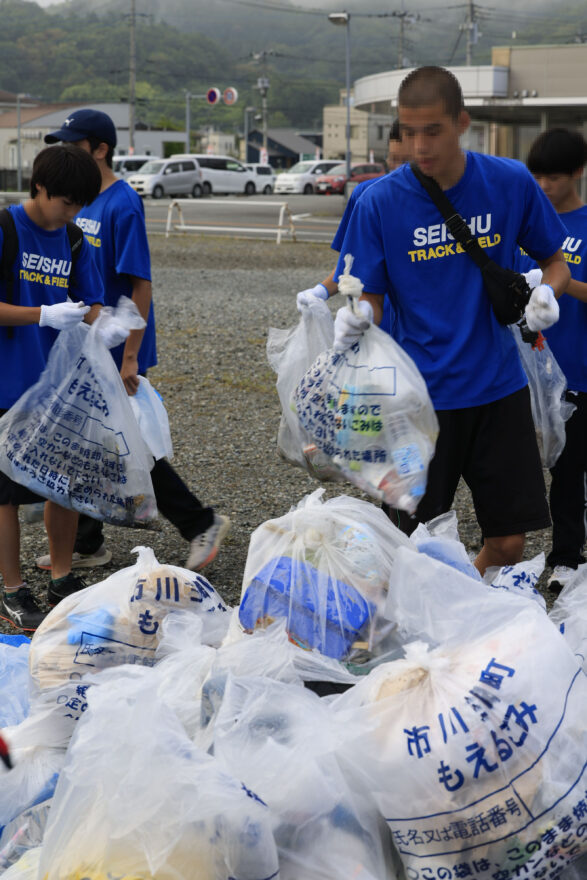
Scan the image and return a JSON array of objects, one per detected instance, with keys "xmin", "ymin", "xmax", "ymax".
[{"xmin": 1, "ymin": 489, "xmax": 586, "ymax": 880}]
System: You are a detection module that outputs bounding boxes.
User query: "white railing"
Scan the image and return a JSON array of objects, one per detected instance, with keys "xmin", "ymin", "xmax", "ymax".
[
  {"xmin": 165, "ymin": 199, "xmax": 297, "ymax": 245},
  {"xmin": 0, "ymin": 192, "xmax": 27, "ymax": 204}
]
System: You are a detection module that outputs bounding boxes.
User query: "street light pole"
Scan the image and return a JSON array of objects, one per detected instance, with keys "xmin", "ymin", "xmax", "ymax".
[
  {"xmin": 328, "ymin": 12, "xmax": 351, "ymax": 180},
  {"xmin": 16, "ymin": 92, "xmax": 26, "ymax": 193},
  {"xmin": 129, "ymin": 0, "xmax": 136, "ymax": 153}
]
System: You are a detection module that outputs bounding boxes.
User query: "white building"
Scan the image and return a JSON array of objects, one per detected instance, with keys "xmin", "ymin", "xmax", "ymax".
[{"xmin": 324, "ymin": 45, "xmax": 587, "ymax": 163}]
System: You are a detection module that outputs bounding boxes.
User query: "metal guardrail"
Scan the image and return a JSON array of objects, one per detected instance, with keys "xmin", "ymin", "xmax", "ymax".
[
  {"xmin": 0, "ymin": 192, "xmax": 27, "ymax": 204},
  {"xmin": 165, "ymin": 199, "xmax": 297, "ymax": 245}
]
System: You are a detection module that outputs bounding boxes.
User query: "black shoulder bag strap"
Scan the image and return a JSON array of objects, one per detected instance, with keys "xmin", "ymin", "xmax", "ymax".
[
  {"xmin": 409, "ymin": 161, "xmax": 538, "ymax": 343},
  {"xmin": 65, "ymin": 220, "xmax": 84, "ymax": 300}
]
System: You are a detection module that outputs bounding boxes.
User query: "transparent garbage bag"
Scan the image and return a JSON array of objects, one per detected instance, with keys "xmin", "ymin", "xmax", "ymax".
[
  {"xmin": 3, "ymin": 547, "xmax": 230, "ymax": 752},
  {"xmin": 196, "ymin": 618, "xmax": 364, "ymax": 752},
  {"xmin": 129, "ymin": 375, "xmax": 173, "ymax": 462},
  {"xmin": 511, "ymin": 324, "xmax": 576, "ymax": 468},
  {"xmin": 292, "ymin": 258, "xmax": 439, "ymax": 513},
  {"xmin": 153, "ymin": 612, "xmax": 218, "ymax": 741},
  {"xmin": 213, "ymin": 673, "xmax": 398, "ymax": 880},
  {"xmin": 267, "ymin": 294, "xmax": 339, "ymax": 480},
  {"xmin": 0, "ymin": 747, "xmax": 63, "ymax": 845},
  {"xmin": 412, "ymin": 513, "xmax": 546, "ymax": 608},
  {"xmin": 345, "ymin": 546, "xmax": 587, "ymax": 879},
  {"xmin": 484, "ymin": 553, "xmax": 547, "ymax": 611},
  {"xmin": 548, "ymin": 563, "xmax": 587, "ymax": 671},
  {"xmin": 0, "ymin": 297, "xmax": 157, "ymax": 527},
  {"xmin": 38, "ymin": 666, "xmax": 280, "ymax": 880},
  {"xmin": 0, "ymin": 800, "xmax": 50, "ymax": 872},
  {"xmin": 239, "ymin": 488, "xmax": 412, "ymax": 666},
  {"xmin": 0, "ymin": 846, "xmax": 42, "ymax": 879},
  {"xmin": 0, "ymin": 639, "xmax": 31, "ymax": 727},
  {"xmin": 410, "ymin": 511, "xmax": 482, "ymax": 581}
]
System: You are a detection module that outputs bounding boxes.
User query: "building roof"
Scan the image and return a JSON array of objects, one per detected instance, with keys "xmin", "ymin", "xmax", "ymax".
[
  {"xmin": 0, "ymin": 103, "xmax": 84, "ymax": 128},
  {"xmin": 0, "ymin": 103, "xmax": 137, "ymax": 130},
  {"xmin": 262, "ymin": 128, "xmax": 320, "ymax": 155}
]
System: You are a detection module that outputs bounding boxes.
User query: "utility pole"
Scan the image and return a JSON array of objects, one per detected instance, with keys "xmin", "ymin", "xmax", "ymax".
[
  {"xmin": 256, "ymin": 77, "xmax": 270, "ymax": 162},
  {"xmin": 462, "ymin": 0, "xmax": 478, "ymax": 66},
  {"xmin": 398, "ymin": 14, "xmax": 404, "ymax": 68},
  {"xmin": 129, "ymin": 0, "xmax": 136, "ymax": 153}
]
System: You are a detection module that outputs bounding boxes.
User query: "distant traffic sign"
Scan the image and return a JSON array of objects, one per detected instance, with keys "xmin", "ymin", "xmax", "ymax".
[
  {"xmin": 206, "ymin": 88, "xmax": 221, "ymax": 105},
  {"xmin": 223, "ymin": 87, "xmax": 238, "ymax": 105}
]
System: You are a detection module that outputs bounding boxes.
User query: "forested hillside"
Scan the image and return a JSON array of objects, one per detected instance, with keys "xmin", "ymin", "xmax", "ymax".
[{"xmin": 1, "ymin": 0, "xmax": 585, "ymax": 133}]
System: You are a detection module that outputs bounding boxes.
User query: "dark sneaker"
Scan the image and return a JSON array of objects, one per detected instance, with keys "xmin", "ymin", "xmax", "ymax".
[
  {"xmin": 48, "ymin": 572, "xmax": 89, "ymax": 607},
  {"xmin": 0, "ymin": 587, "xmax": 47, "ymax": 631}
]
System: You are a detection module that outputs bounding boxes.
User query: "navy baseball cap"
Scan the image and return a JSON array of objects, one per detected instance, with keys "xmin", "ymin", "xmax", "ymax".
[{"xmin": 44, "ymin": 109, "xmax": 117, "ymax": 147}]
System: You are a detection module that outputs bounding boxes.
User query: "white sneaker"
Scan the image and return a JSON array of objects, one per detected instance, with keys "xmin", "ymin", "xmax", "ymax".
[
  {"xmin": 547, "ymin": 565, "xmax": 576, "ymax": 594},
  {"xmin": 186, "ymin": 514, "xmax": 230, "ymax": 571},
  {"xmin": 36, "ymin": 543, "xmax": 112, "ymax": 572}
]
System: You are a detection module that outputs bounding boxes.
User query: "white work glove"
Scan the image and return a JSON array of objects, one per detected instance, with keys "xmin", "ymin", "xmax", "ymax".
[
  {"xmin": 296, "ymin": 282, "xmax": 329, "ymax": 312},
  {"xmin": 333, "ymin": 300, "xmax": 373, "ymax": 352},
  {"xmin": 524, "ymin": 283, "xmax": 559, "ymax": 332},
  {"xmin": 523, "ymin": 268, "xmax": 543, "ymax": 290},
  {"xmin": 39, "ymin": 300, "xmax": 89, "ymax": 330},
  {"xmin": 98, "ymin": 319, "xmax": 130, "ymax": 349}
]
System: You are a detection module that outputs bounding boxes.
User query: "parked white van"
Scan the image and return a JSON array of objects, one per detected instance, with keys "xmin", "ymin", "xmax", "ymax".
[
  {"xmin": 113, "ymin": 154, "xmax": 156, "ymax": 179},
  {"xmin": 274, "ymin": 160, "xmax": 341, "ymax": 195},
  {"xmin": 192, "ymin": 154, "xmax": 257, "ymax": 195},
  {"xmin": 127, "ymin": 157, "xmax": 203, "ymax": 199},
  {"xmin": 246, "ymin": 163, "xmax": 276, "ymax": 194}
]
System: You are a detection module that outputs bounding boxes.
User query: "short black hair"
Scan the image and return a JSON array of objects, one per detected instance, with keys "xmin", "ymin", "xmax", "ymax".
[
  {"xmin": 85, "ymin": 135, "xmax": 115, "ymax": 169},
  {"xmin": 389, "ymin": 118, "xmax": 401, "ymax": 142},
  {"xmin": 527, "ymin": 127, "xmax": 587, "ymax": 176},
  {"xmin": 30, "ymin": 144, "xmax": 101, "ymax": 204},
  {"xmin": 399, "ymin": 65, "xmax": 464, "ymax": 120}
]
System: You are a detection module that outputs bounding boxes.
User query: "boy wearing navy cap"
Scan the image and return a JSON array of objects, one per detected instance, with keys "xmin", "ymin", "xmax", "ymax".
[{"xmin": 37, "ymin": 110, "xmax": 230, "ymax": 574}]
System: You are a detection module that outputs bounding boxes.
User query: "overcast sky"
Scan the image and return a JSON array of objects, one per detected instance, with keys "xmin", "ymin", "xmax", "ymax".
[{"xmin": 30, "ymin": 0, "xmax": 552, "ymax": 9}]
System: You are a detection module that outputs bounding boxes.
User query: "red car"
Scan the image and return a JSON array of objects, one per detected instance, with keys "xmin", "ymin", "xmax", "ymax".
[{"xmin": 315, "ymin": 162, "xmax": 386, "ymax": 194}]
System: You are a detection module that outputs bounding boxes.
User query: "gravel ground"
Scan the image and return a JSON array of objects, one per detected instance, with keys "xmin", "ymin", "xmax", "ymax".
[{"xmin": 3, "ymin": 233, "xmax": 560, "ymax": 635}]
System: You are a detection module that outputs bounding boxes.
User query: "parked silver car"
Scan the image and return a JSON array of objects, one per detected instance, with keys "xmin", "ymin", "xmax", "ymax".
[{"xmin": 127, "ymin": 157, "xmax": 203, "ymax": 199}]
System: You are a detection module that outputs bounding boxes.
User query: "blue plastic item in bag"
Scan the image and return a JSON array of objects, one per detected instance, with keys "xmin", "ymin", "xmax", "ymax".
[{"xmin": 239, "ymin": 556, "xmax": 374, "ymax": 660}]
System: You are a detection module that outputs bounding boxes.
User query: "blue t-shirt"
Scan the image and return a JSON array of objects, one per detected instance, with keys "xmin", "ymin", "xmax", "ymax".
[
  {"xmin": 0, "ymin": 204, "xmax": 104, "ymax": 409},
  {"xmin": 335, "ymin": 152, "xmax": 567, "ymax": 409},
  {"xmin": 75, "ymin": 179, "xmax": 157, "ymax": 373},
  {"xmin": 515, "ymin": 205, "xmax": 587, "ymax": 392}
]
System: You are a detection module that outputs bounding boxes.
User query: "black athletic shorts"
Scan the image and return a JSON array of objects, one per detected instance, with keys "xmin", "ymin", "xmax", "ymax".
[
  {"xmin": 0, "ymin": 408, "xmax": 45, "ymax": 506},
  {"xmin": 389, "ymin": 386, "xmax": 551, "ymax": 539}
]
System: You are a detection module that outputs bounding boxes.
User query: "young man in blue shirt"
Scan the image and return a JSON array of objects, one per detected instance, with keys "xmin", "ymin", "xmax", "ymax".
[
  {"xmin": 37, "ymin": 110, "xmax": 229, "ymax": 574},
  {"xmin": 332, "ymin": 66, "xmax": 570, "ymax": 574},
  {"xmin": 0, "ymin": 144, "xmax": 105, "ymax": 630},
  {"xmin": 517, "ymin": 127, "xmax": 587, "ymax": 592}
]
